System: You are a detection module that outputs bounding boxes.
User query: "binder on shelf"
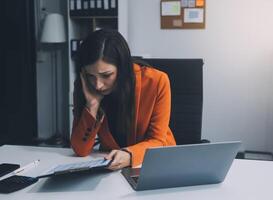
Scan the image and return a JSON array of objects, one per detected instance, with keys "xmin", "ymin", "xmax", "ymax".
[
  {"xmin": 70, "ymin": 0, "xmax": 118, "ymax": 17},
  {"xmin": 89, "ymin": 0, "xmax": 96, "ymax": 16},
  {"xmin": 102, "ymin": 0, "xmax": 111, "ymax": 16},
  {"xmin": 102, "ymin": 0, "xmax": 117, "ymax": 16},
  {"xmin": 82, "ymin": 0, "xmax": 89, "ymax": 16},
  {"xmin": 71, "ymin": 39, "xmax": 83, "ymax": 59},
  {"xmin": 71, "ymin": 40, "xmax": 77, "ymax": 58},
  {"xmin": 109, "ymin": 0, "xmax": 118, "ymax": 16},
  {"xmin": 70, "ymin": 0, "xmax": 76, "ymax": 16},
  {"xmin": 95, "ymin": 0, "xmax": 104, "ymax": 16},
  {"xmin": 70, "ymin": 0, "xmax": 83, "ymax": 16}
]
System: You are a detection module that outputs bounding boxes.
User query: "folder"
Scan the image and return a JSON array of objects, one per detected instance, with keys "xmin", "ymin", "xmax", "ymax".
[
  {"xmin": 82, "ymin": 0, "xmax": 89, "ymax": 16},
  {"xmin": 69, "ymin": 0, "xmax": 76, "ymax": 16},
  {"xmin": 103, "ymin": 0, "xmax": 110, "ymax": 16},
  {"xmin": 103, "ymin": 0, "xmax": 117, "ymax": 16},
  {"xmin": 71, "ymin": 0, "xmax": 117, "ymax": 17},
  {"xmin": 71, "ymin": 40, "xmax": 77, "ymax": 59},
  {"xmin": 89, "ymin": 0, "xmax": 96, "ymax": 16},
  {"xmin": 95, "ymin": 0, "xmax": 104, "ymax": 16},
  {"xmin": 75, "ymin": 0, "xmax": 82, "ymax": 16},
  {"xmin": 109, "ymin": 0, "xmax": 118, "ymax": 16},
  {"xmin": 71, "ymin": 39, "xmax": 83, "ymax": 59}
]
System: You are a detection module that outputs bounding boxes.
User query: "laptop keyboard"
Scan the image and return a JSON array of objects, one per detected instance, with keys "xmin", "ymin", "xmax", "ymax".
[{"xmin": 131, "ymin": 176, "xmax": 139, "ymax": 183}]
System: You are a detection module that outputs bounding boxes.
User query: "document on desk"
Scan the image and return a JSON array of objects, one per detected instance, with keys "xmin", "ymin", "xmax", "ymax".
[{"xmin": 37, "ymin": 158, "xmax": 111, "ymax": 178}]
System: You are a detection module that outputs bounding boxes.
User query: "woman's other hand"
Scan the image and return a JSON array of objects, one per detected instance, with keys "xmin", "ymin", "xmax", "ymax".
[{"xmin": 105, "ymin": 150, "xmax": 131, "ymax": 170}]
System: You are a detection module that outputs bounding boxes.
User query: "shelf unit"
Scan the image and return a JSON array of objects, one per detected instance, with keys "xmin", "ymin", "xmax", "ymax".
[{"xmin": 67, "ymin": 0, "xmax": 128, "ymax": 133}]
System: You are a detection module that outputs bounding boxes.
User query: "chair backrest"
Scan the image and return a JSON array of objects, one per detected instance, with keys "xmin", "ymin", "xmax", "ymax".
[{"xmin": 142, "ymin": 58, "xmax": 204, "ymax": 145}]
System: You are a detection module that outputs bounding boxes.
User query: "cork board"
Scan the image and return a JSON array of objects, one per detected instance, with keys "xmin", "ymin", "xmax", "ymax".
[{"xmin": 161, "ymin": 0, "xmax": 206, "ymax": 29}]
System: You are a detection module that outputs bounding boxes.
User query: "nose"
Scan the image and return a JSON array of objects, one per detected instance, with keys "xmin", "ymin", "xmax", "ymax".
[{"xmin": 94, "ymin": 78, "xmax": 104, "ymax": 91}]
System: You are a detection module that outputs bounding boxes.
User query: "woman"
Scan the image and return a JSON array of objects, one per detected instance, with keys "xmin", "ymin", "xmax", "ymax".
[{"xmin": 71, "ymin": 29, "xmax": 176, "ymax": 170}]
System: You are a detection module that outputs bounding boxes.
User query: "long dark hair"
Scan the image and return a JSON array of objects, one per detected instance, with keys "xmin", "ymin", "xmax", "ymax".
[{"xmin": 74, "ymin": 29, "xmax": 135, "ymax": 138}]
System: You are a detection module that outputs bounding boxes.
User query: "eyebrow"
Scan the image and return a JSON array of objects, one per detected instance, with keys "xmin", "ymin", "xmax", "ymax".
[
  {"xmin": 86, "ymin": 71, "xmax": 113, "ymax": 76},
  {"xmin": 98, "ymin": 71, "xmax": 113, "ymax": 74}
]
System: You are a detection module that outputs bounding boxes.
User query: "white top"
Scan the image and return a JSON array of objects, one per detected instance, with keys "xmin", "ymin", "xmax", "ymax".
[{"xmin": 0, "ymin": 145, "xmax": 273, "ymax": 200}]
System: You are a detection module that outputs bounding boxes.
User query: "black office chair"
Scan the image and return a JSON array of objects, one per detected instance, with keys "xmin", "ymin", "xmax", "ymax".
[{"xmin": 142, "ymin": 58, "xmax": 209, "ymax": 145}]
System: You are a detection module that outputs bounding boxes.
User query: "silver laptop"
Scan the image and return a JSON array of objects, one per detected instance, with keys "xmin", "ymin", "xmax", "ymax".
[{"xmin": 121, "ymin": 141, "xmax": 241, "ymax": 191}]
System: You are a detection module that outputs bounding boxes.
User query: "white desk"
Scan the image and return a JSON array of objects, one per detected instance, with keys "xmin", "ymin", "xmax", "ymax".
[{"xmin": 0, "ymin": 145, "xmax": 273, "ymax": 200}]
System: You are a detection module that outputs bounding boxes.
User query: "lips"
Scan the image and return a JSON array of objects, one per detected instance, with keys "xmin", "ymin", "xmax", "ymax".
[{"xmin": 100, "ymin": 89, "xmax": 110, "ymax": 95}]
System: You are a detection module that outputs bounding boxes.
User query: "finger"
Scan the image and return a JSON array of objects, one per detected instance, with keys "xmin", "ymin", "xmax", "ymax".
[
  {"xmin": 108, "ymin": 152, "xmax": 125, "ymax": 170},
  {"xmin": 80, "ymin": 73, "xmax": 92, "ymax": 101},
  {"xmin": 106, "ymin": 151, "xmax": 123, "ymax": 170},
  {"xmin": 108, "ymin": 165, "xmax": 121, "ymax": 171},
  {"xmin": 108, "ymin": 162, "xmax": 122, "ymax": 171},
  {"xmin": 80, "ymin": 73, "xmax": 88, "ymax": 92},
  {"xmin": 105, "ymin": 150, "xmax": 118, "ymax": 161},
  {"xmin": 81, "ymin": 72, "xmax": 101, "ymax": 97}
]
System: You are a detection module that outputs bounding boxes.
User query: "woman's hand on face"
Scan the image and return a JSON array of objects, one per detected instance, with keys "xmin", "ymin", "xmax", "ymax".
[
  {"xmin": 80, "ymin": 72, "xmax": 104, "ymax": 119},
  {"xmin": 80, "ymin": 72, "xmax": 104, "ymax": 107},
  {"xmin": 105, "ymin": 150, "xmax": 131, "ymax": 170}
]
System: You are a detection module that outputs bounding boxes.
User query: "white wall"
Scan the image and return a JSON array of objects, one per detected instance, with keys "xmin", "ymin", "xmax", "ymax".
[{"xmin": 127, "ymin": 0, "xmax": 273, "ymax": 152}]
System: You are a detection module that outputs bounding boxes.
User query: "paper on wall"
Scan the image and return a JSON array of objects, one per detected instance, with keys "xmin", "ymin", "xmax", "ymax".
[
  {"xmin": 184, "ymin": 8, "xmax": 204, "ymax": 23},
  {"xmin": 161, "ymin": 1, "xmax": 181, "ymax": 16}
]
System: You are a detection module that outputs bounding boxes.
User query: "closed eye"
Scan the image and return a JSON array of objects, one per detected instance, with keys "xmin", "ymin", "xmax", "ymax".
[
  {"xmin": 86, "ymin": 74, "xmax": 95, "ymax": 80},
  {"xmin": 85, "ymin": 72, "xmax": 113, "ymax": 80},
  {"xmin": 101, "ymin": 73, "xmax": 113, "ymax": 79}
]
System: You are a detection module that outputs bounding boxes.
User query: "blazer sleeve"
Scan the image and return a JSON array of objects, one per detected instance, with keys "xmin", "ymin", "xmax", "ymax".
[
  {"xmin": 127, "ymin": 72, "xmax": 174, "ymax": 167},
  {"xmin": 70, "ymin": 80, "xmax": 104, "ymax": 156},
  {"xmin": 70, "ymin": 107, "xmax": 103, "ymax": 156}
]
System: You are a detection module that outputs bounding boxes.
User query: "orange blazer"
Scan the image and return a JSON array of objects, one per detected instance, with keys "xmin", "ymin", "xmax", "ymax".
[{"xmin": 71, "ymin": 63, "xmax": 176, "ymax": 167}]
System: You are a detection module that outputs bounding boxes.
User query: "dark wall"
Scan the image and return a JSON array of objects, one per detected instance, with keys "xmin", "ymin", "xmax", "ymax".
[{"xmin": 0, "ymin": 0, "xmax": 37, "ymax": 145}]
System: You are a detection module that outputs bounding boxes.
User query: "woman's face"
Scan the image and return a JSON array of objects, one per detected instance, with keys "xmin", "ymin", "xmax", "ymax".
[{"xmin": 84, "ymin": 59, "xmax": 118, "ymax": 95}]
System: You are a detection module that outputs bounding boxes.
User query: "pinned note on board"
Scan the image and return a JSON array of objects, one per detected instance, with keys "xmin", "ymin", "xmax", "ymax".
[
  {"xmin": 161, "ymin": 1, "xmax": 181, "ymax": 16},
  {"xmin": 196, "ymin": 0, "xmax": 205, "ymax": 7},
  {"xmin": 184, "ymin": 8, "xmax": 204, "ymax": 23}
]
